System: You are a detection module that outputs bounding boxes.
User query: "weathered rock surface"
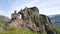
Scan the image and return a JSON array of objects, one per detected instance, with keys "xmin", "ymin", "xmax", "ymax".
[
  {"xmin": 4, "ymin": 7, "xmax": 55, "ymax": 34},
  {"xmin": 18, "ymin": 7, "xmax": 55, "ymax": 34}
]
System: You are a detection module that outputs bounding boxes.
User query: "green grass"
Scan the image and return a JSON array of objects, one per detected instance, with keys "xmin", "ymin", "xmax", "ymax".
[
  {"xmin": 52, "ymin": 25, "xmax": 60, "ymax": 34},
  {"xmin": 0, "ymin": 24, "xmax": 60, "ymax": 34},
  {"xmin": 0, "ymin": 27, "xmax": 40, "ymax": 34}
]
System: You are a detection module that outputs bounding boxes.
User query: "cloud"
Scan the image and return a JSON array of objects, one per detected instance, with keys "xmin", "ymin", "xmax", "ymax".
[
  {"xmin": 0, "ymin": 11, "xmax": 3, "ymax": 13},
  {"xmin": 0, "ymin": 9, "xmax": 11, "ymax": 18},
  {"xmin": 39, "ymin": 6, "xmax": 60, "ymax": 15},
  {"xmin": 8, "ymin": 0, "xmax": 40, "ymax": 18},
  {"xmin": 0, "ymin": 10, "xmax": 4, "ymax": 15},
  {"xmin": 10, "ymin": 0, "xmax": 39, "ymax": 11},
  {"xmin": 39, "ymin": 0, "xmax": 60, "ymax": 9},
  {"xmin": 5, "ymin": 0, "xmax": 60, "ymax": 18}
]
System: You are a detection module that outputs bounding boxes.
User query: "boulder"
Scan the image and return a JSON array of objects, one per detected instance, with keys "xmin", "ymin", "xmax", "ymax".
[{"xmin": 5, "ymin": 19, "xmax": 24, "ymax": 29}]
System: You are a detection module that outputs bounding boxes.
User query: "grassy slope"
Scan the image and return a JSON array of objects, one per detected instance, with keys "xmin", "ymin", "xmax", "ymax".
[
  {"xmin": 0, "ymin": 27, "xmax": 40, "ymax": 34},
  {"xmin": 0, "ymin": 15, "xmax": 39, "ymax": 34},
  {"xmin": 52, "ymin": 25, "xmax": 60, "ymax": 34},
  {"xmin": 0, "ymin": 15, "xmax": 60, "ymax": 34},
  {"xmin": 0, "ymin": 15, "xmax": 10, "ymax": 24},
  {"xmin": 0, "ymin": 25, "xmax": 60, "ymax": 34}
]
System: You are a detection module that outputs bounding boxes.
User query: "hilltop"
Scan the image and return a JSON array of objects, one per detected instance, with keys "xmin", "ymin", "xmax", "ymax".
[
  {"xmin": 49, "ymin": 14, "xmax": 60, "ymax": 27},
  {"xmin": 0, "ymin": 7, "xmax": 60, "ymax": 34},
  {"xmin": 0, "ymin": 15, "xmax": 10, "ymax": 24}
]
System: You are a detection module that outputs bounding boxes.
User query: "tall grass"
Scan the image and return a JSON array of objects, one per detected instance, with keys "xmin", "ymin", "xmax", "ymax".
[
  {"xmin": 52, "ymin": 25, "xmax": 60, "ymax": 34},
  {"xmin": 0, "ymin": 27, "xmax": 40, "ymax": 34}
]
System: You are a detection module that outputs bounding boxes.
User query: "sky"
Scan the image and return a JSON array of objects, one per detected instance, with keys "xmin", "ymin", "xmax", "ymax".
[{"xmin": 0, "ymin": 0, "xmax": 60, "ymax": 18}]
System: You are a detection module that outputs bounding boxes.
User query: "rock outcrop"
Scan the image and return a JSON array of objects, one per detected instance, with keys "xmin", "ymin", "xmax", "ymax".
[
  {"xmin": 5, "ymin": 7, "xmax": 55, "ymax": 34},
  {"xmin": 18, "ymin": 7, "xmax": 55, "ymax": 34},
  {"xmin": 5, "ymin": 11, "xmax": 24, "ymax": 29}
]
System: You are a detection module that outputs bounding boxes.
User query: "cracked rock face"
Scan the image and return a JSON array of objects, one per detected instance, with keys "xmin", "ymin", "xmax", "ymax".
[
  {"xmin": 18, "ymin": 7, "xmax": 55, "ymax": 34},
  {"xmin": 5, "ymin": 7, "xmax": 55, "ymax": 34}
]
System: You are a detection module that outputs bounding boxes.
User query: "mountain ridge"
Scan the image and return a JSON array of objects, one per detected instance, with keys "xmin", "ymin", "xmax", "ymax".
[
  {"xmin": 0, "ymin": 15, "xmax": 10, "ymax": 24},
  {"xmin": 49, "ymin": 14, "xmax": 60, "ymax": 27}
]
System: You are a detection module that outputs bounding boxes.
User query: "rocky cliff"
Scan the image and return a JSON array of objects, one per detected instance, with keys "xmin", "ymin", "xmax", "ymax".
[
  {"xmin": 18, "ymin": 7, "xmax": 55, "ymax": 34},
  {"xmin": 4, "ymin": 7, "xmax": 55, "ymax": 34}
]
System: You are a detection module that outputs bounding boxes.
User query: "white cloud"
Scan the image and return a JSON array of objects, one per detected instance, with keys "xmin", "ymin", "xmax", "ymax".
[
  {"xmin": 8, "ymin": 0, "xmax": 60, "ymax": 18},
  {"xmin": 39, "ymin": 6, "xmax": 60, "ymax": 15},
  {"xmin": 39, "ymin": 0, "xmax": 60, "ymax": 9},
  {"xmin": 8, "ymin": 0, "xmax": 40, "ymax": 18},
  {"xmin": 10, "ymin": 0, "xmax": 39, "ymax": 11},
  {"xmin": 0, "ymin": 10, "xmax": 10, "ymax": 18},
  {"xmin": 0, "ymin": 10, "xmax": 4, "ymax": 15}
]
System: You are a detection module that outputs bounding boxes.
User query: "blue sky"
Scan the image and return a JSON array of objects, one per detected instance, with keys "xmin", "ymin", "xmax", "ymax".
[{"xmin": 0, "ymin": 0, "xmax": 60, "ymax": 18}]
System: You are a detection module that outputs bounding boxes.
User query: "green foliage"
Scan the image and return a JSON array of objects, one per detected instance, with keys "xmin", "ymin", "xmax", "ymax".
[
  {"xmin": 0, "ymin": 15, "xmax": 10, "ymax": 24},
  {"xmin": 0, "ymin": 27, "xmax": 40, "ymax": 34},
  {"xmin": 52, "ymin": 25, "xmax": 60, "ymax": 34}
]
